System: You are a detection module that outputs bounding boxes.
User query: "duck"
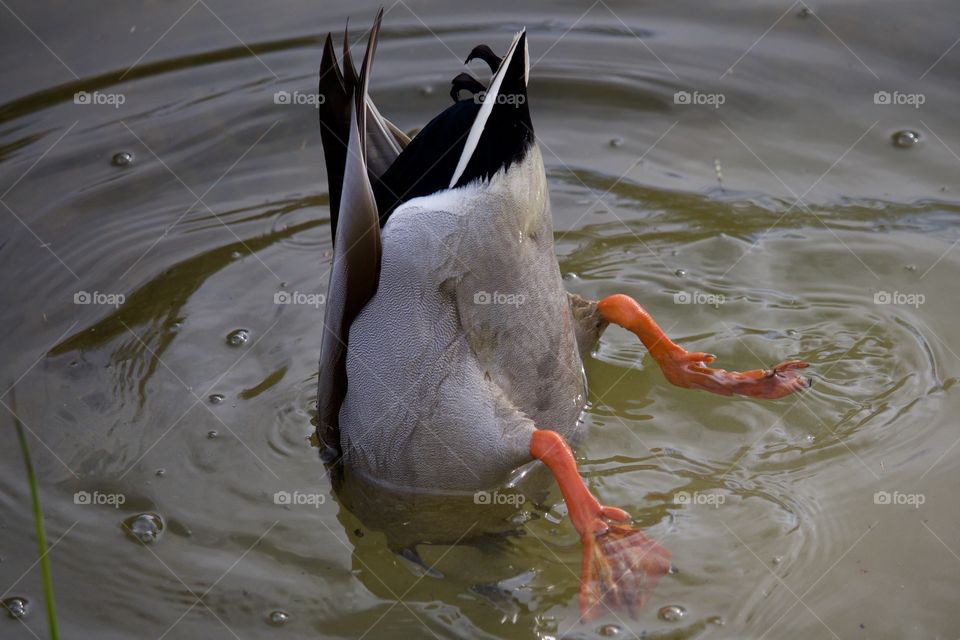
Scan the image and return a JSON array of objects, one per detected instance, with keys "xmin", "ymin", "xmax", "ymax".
[{"xmin": 315, "ymin": 10, "xmax": 810, "ymax": 619}]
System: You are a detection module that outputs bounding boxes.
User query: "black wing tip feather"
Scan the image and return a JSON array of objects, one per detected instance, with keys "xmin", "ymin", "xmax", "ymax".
[
  {"xmin": 318, "ymin": 8, "xmax": 386, "ymax": 242},
  {"xmin": 372, "ymin": 30, "xmax": 534, "ymax": 221}
]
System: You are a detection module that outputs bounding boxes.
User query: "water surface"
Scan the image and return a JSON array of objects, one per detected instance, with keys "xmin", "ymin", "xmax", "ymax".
[{"xmin": 2, "ymin": 1, "xmax": 959, "ymax": 638}]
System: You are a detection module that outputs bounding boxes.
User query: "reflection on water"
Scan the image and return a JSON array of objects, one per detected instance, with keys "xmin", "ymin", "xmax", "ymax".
[{"xmin": 2, "ymin": 1, "xmax": 960, "ymax": 638}]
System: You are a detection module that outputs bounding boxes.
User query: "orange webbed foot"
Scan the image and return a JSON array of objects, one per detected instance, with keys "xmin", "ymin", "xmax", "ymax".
[
  {"xmin": 580, "ymin": 522, "xmax": 672, "ymax": 620},
  {"xmin": 658, "ymin": 352, "xmax": 811, "ymax": 399},
  {"xmin": 530, "ymin": 430, "xmax": 671, "ymax": 619},
  {"xmin": 597, "ymin": 293, "xmax": 810, "ymax": 400}
]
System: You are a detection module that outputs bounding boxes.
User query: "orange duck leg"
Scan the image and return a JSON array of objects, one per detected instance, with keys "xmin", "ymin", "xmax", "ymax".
[
  {"xmin": 530, "ymin": 430, "xmax": 671, "ymax": 619},
  {"xmin": 597, "ymin": 294, "xmax": 810, "ymax": 400}
]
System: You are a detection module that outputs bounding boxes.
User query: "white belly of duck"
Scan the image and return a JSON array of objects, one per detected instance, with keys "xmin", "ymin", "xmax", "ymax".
[{"xmin": 341, "ymin": 145, "xmax": 586, "ymax": 491}]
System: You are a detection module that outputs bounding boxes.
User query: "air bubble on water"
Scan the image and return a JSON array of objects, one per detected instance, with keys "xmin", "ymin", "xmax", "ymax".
[
  {"xmin": 510, "ymin": 511, "xmax": 534, "ymax": 526},
  {"xmin": 267, "ymin": 610, "xmax": 290, "ymax": 626},
  {"xmin": 3, "ymin": 596, "xmax": 28, "ymax": 619},
  {"xmin": 675, "ymin": 269, "xmax": 687, "ymax": 278},
  {"xmin": 892, "ymin": 130, "xmax": 920, "ymax": 148},
  {"xmin": 111, "ymin": 151, "xmax": 133, "ymax": 167},
  {"xmin": 124, "ymin": 513, "xmax": 164, "ymax": 544},
  {"xmin": 797, "ymin": 6, "xmax": 812, "ymax": 17},
  {"xmin": 658, "ymin": 604, "xmax": 686, "ymax": 622},
  {"xmin": 155, "ymin": 468, "xmax": 166, "ymax": 477},
  {"xmin": 608, "ymin": 137, "xmax": 623, "ymax": 148},
  {"xmin": 772, "ymin": 555, "xmax": 783, "ymax": 565},
  {"xmin": 231, "ymin": 250, "xmax": 242, "ymax": 259},
  {"xmin": 207, "ymin": 430, "xmax": 219, "ymax": 439},
  {"xmin": 419, "ymin": 85, "xmax": 434, "ymax": 96},
  {"xmin": 599, "ymin": 622, "xmax": 622, "ymax": 636},
  {"xmin": 904, "ymin": 264, "xmax": 917, "ymax": 272},
  {"xmin": 545, "ymin": 502, "xmax": 568, "ymax": 524},
  {"xmin": 226, "ymin": 329, "xmax": 249, "ymax": 346},
  {"xmin": 563, "ymin": 272, "xmax": 580, "ymax": 281},
  {"xmin": 787, "ymin": 329, "xmax": 799, "ymax": 337},
  {"xmin": 209, "ymin": 393, "xmax": 225, "ymax": 404}
]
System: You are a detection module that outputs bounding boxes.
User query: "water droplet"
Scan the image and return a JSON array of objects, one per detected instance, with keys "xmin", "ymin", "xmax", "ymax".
[
  {"xmin": 892, "ymin": 130, "xmax": 920, "ymax": 148},
  {"xmin": 675, "ymin": 268, "xmax": 687, "ymax": 278},
  {"xmin": 787, "ymin": 329, "xmax": 799, "ymax": 337},
  {"xmin": 608, "ymin": 137, "xmax": 623, "ymax": 148},
  {"xmin": 124, "ymin": 513, "xmax": 164, "ymax": 544},
  {"xmin": 905, "ymin": 264, "xmax": 917, "ymax": 272},
  {"xmin": 111, "ymin": 151, "xmax": 133, "ymax": 167},
  {"xmin": 509, "ymin": 511, "xmax": 534, "ymax": 525},
  {"xmin": 419, "ymin": 85, "xmax": 434, "ymax": 96},
  {"xmin": 209, "ymin": 393, "xmax": 225, "ymax": 404},
  {"xmin": 599, "ymin": 622, "xmax": 622, "ymax": 636},
  {"xmin": 226, "ymin": 329, "xmax": 249, "ymax": 347},
  {"xmin": 562, "ymin": 272, "xmax": 580, "ymax": 281},
  {"xmin": 797, "ymin": 6, "xmax": 812, "ymax": 17},
  {"xmin": 3, "ymin": 596, "xmax": 28, "ymax": 619},
  {"xmin": 207, "ymin": 430, "xmax": 219, "ymax": 439},
  {"xmin": 545, "ymin": 502, "xmax": 568, "ymax": 525},
  {"xmin": 155, "ymin": 468, "xmax": 166, "ymax": 477},
  {"xmin": 267, "ymin": 610, "xmax": 290, "ymax": 626},
  {"xmin": 772, "ymin": 555, "xmax": 783, "ymax": 565},
  {"xmin": 658, "ymin": 604, "xmax": 686, "ymax": 622}
]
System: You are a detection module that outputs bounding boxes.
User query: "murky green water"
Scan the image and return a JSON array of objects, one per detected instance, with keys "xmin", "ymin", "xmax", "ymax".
[{"xmin": 2, "ymin": 1, "xmax": 960, "ymax": 638}]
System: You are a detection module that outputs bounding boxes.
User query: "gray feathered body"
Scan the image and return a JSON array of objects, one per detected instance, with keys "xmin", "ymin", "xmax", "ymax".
[{"xmin": 340, "ymin": 146, "xmax": 587, "ymax": 492}]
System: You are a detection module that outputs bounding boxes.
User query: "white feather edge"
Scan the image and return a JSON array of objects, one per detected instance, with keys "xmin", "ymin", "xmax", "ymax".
[{"xmin": 448, "ymin": 30, "xmax": 526, "ymax": 189}]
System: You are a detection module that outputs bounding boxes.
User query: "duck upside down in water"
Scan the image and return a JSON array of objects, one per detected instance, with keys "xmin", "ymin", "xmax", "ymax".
[{"xmin": 315, "ymin": 10, "xmax": 810, "ymax": 619}]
